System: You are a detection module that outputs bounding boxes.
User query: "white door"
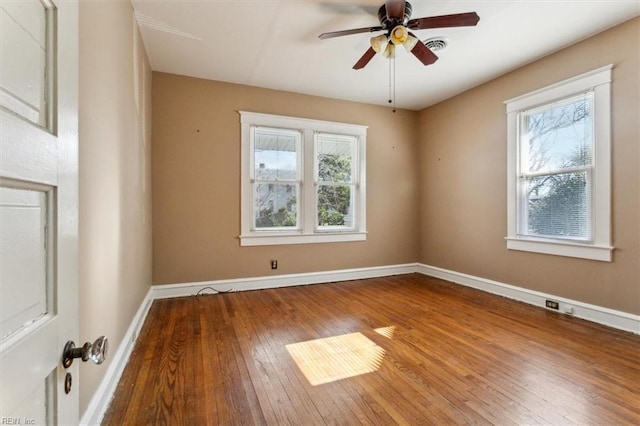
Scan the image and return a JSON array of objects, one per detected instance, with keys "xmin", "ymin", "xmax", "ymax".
[{"xmin": 0, "ymin": 0, "xmax": 79, "ymax": 424}]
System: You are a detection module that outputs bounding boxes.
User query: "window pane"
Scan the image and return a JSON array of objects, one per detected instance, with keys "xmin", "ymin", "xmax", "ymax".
[
  {"xmin": 254, "ymin": 183, "xmax": 297, "ymax": 228},
  {"xmin": 317, "ymin": 185, "xmax": 353, "ymax": 228},
  {"xmin": 317, "ymin": 135, "xmax": 353, "ymax": 183},
  {"xmin": 521, "ymin": 93, "xmax": 593, "ymax": 174},
  {"xmin": 524, "ymin": 171, "xmax": 590, "ymax": 239},
  {"xmin": 254, "ymin": 128, "xmax": 298, "ymax": 181}
]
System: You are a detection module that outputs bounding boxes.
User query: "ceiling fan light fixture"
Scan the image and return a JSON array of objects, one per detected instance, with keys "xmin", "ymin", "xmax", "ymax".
[
  {"xmin": 390, "ymin": 25, "xmax": 408, "ymax": 45},
  {"xmin": 383, "ymin": 42, "xmax": 395, "ymax": 58},
  {"xmin": 370, "ymin": 34, "xmax": 388, "ymax": 53}
]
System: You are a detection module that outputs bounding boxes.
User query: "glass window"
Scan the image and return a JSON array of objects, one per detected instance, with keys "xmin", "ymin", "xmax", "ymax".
[
  {"xmin": 240, "ymin": 112, "xmax": 367, "ymax": 246},
  {"xmin": 252, "ymin": 127, "xmax": 300, "ymax": 230},
  {"xmin": 316, "ymin": 133, "xmax": 357, "ymax": 230},
  {"xmin": 518, "ymin": 93, "xmax": 593, "ymax": 240},
  {"xmin": 505, "ymin": 65, "xmax": 613, "ymax": 261}
]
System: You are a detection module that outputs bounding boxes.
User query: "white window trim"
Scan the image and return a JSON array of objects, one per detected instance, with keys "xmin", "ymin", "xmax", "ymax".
[
  {"xmin": 239, "ymin": 111, "xmax": 367, "ymax": 246},
  {"xmin": 504, "ymin": 65, "xmax": 614, "ymax": 262}
]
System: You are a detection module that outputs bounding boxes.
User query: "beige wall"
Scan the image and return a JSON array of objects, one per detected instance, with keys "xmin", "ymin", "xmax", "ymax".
[
  {"xmin": 151, "ymin": 19, "xmax": 638, "ymax": 313},
  {"xmin": 152, "ymin": 74, "xmax": 420, "ymax": 284},
  {"xmin": 78, "ymin": 0, "xmax": 152, "ymax": 416},
  {"xmin": 418, "ymin": 17, "xmax": 640, "ymax": 315}
]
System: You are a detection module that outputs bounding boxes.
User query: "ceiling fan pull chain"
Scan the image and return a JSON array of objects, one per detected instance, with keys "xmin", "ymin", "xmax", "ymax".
[
  {"xmin": 393, "ymin": 56, "xmax": 397, "ymax": 113},
  {"xmin": 387, "ymin": 55, "xmax": 397, "ymax": 113},
  {"xmin": 388, "ymin": 55, "xmax": 392, "ymax": 106}
]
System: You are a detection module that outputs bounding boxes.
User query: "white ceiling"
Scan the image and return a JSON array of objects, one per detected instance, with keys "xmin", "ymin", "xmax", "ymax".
[{"xmin": 132, "ymin": 0, "xmax": 639, "ymax": 111}]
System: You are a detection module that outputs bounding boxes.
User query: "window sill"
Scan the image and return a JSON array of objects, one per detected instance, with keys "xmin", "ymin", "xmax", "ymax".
[
  {"xmin": 505, "ymin": 237, "xmax": 613, "ymax": 262},
  {"xmin": 240, "ymin": 231, "xmax": 367, "ymax": 246}
]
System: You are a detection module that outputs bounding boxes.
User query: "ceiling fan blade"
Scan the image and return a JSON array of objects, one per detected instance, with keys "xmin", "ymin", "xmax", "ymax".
[
  {"xmin": 353, "ymin": 47, "xmax": 377, "ymax": 70},
  {"xmin": 408, "ymin": 12, "xmax": 480, "ymax": 30},
  {"xmin": 407, "ymin": 31, "xmax": 438, "ymax": 66},
  {"xmin": 385, "ymin": 0, "xmax": 406, "ymax": 20},
  {"xmin": 319, "ymin": 26, "xmax": 384, "ymax": 39}
]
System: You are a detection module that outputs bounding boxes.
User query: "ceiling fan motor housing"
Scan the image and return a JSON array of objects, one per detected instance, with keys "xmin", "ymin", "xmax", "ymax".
[{"xmin": 378, "ymin": 1, "xmax": 412, "ymax": 29}]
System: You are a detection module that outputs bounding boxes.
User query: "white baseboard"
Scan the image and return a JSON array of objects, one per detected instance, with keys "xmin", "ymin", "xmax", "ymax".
[
  {"xmin": 152, "ymin": 263, "xmax": 417, "ymax": 299},
  {"xmin": 80, "ymin": 287, "xmax": 155, "ymax": 426},
  {"xmin": 81, "ymin": 261, "xmax": 639, "ymax": 424},
  {"xmin": 416, "ymin": 263, "xmax": 640, "ymax": 335}
]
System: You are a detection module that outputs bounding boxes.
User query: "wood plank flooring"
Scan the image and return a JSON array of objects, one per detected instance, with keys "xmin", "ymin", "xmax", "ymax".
[{"xmin": 102, "ymin": 274, "xmax": 640, "ymax": 425}]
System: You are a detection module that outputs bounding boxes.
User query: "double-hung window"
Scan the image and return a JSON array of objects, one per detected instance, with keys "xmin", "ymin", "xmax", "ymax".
[
  {"xmin": 315, "ymin": 133, "xmax": 358, "ymax": 230},
  {"xmin": 252, "ymin": 127, "xmax": 301, "ymax": 230},
  {"xmin": 505, "ymin": 65, "xmax": 613, "ymax": 261},
  {"xmin": 240, "ymin": 112, "xmax": 367, "ymax": 246}
]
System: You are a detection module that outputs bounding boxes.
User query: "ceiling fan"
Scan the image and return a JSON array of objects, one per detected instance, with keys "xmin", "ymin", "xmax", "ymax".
[{"xmin": 319, "ymin": 0, "xmax": 480, "ymax": 70}]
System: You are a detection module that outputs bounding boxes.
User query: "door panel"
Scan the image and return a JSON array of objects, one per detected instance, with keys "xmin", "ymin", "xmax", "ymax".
[
  {"xmin": 0, "ymin": 0, "xmax": 48, "ymax": 127},
  {"xmin": 0, "ymin": 186, "xmax": 49, "ymax": 341},
  {"xmin": 1, "ymin": 320, "xmax": 57, "ymax": 421},
  {"xmin": 12, "ymin": 377, "xmax": 51, "ymax": 425}
]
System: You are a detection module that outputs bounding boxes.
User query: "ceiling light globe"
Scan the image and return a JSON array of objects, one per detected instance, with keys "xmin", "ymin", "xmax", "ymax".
[
  {"xmin": 383, "ymin": 43, "xmax": 395, "ymax": 58},
  {"xmin": 370, "ymin": 34, "xmax": 388, "ymax": 53},
  {"xmin": 390, "ymin": 25, "xmax": 408, "ymax": 45}
]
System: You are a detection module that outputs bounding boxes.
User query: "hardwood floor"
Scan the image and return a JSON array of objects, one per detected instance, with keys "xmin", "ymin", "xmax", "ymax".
[{"xmin": 102, "ymin": 274, "xmax": 640, "ymax": 425}]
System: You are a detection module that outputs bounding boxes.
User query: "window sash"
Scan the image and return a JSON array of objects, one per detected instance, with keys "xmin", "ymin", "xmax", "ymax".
[
  {"xmin": 515, "ymin": 91, "xmax": 595, "ymax": 242},
  {"xmin": 252, "ymin": 182, "xmax": 301, "ymax": 231},
  {"xmin": 251, "ymin": 126, "xmax": 301, "ymax": 182},
  {"xmin": 517, "ymin": 169, "xmax": 593, "ymax": 241},
  {"xmin": 315, "ymin": 182, "xmax": 357, "ymax": 231},
  {"xmin": 314, "ymin": 133, "xmax": 358, "ymax": 231},
  {"xmin": 517, "ymin": 92, "xmax": 595, "ymax": 175},
  {"xmin": 250, "ymin": 126, "xmax": 302, "ymax": 231}
]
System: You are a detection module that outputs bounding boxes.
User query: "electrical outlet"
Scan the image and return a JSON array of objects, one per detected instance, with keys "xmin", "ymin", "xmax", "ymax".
[
  {"xmin": 271, "ymin": 259, "xmax": 278, "ymax": 269},
  {"xmin": 545, "ymin": 300, "xmax": 559, "ymax": 310}
]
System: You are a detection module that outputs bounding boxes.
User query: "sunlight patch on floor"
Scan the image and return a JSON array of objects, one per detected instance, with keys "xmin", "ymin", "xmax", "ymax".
[
  {"xmin": 286, "ymin": 332, "xmax": 385, "ymax": 386},
  {"xmin": 374, "ymin": 325, "xmax": 396, "ymax": 339}
]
